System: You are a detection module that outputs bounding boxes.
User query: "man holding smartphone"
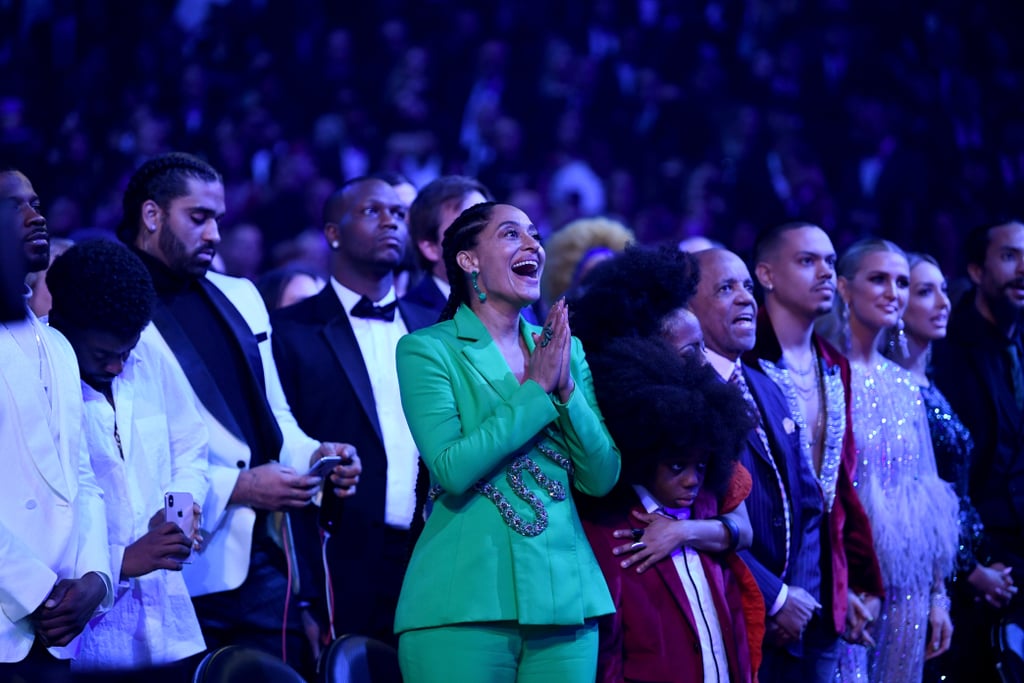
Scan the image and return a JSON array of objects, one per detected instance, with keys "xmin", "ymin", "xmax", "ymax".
[
  {"xmin": 47, "ymin": 238, "xmax": 209, "ymax": 673},
  {"xmin": 117, "ymin": 153, "xmax": 360, "ymax": 678}
]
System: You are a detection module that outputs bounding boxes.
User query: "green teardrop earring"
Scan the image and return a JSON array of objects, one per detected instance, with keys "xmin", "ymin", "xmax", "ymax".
[{"xmin": 471, "ymin": 270, "xmax": 487, "ymax": 303}]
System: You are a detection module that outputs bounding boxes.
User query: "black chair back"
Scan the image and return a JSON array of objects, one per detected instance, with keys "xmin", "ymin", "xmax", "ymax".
[
  {"xmin": 317, "ymin": 634, "xmax": 402, "ymax": 683},
  {"xmin": 192, "ymin": 645, "xmax": 307, "ymax": 683}
]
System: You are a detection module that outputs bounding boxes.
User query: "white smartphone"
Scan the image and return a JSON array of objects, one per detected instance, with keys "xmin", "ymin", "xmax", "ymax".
[{"xmin": 165, "ymin": 491, "xmax": 194, "ymax": 535}]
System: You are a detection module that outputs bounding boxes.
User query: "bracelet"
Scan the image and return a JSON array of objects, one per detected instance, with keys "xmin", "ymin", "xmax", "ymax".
[
  {"xmin": 713, "ymin": 514, "xmax": 741, "ymax": 554},
  {"xmin": 930, "ymin": 592, "xmax": 951, "ymax": 612}
]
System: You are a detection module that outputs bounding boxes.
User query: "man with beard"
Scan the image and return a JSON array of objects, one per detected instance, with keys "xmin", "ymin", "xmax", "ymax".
[
  {"xmin": 689, "ymin": 248, "xmax": 826, "ymax": 682},
  {"xmin": 271, "ymin": 177, "xmax": 435, "ymax": 643},
  {"xmin": 933, "ymin": 219, "xmax": 1024, "ymax": 678},
  {"xmin": 117, "ymin": 152, "xmax": 360, "ymax": 676},
  {"xmin": 0, "ymin": 168, "xmax": 112, "ymax": 672},
  {"xmin": 748, "ymin": 222, "xmax": 884, "ymax": 679}
]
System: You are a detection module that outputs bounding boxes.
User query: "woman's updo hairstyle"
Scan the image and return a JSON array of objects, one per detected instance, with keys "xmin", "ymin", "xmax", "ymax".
[{"xmin": 440, "ymin": 201, "xmax": 497, "ymax": 321}]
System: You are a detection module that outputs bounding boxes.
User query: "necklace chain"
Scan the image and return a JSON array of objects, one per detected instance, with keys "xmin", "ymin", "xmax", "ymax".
[
  {"xmin": 2, "ymin": 319, "xmax": 48, "ymax": 396},
  {"xmin": 790, "ymin": 349, "xmax": 825, "ymax": 446}
]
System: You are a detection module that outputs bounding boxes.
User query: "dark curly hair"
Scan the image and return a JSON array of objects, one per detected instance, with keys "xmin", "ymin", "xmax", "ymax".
[
  {"xmin": 570, "ymin": 245, "xmax": 700, "ymax": 354},
  {"xmin": 588, "ymin": 336, "xmax": 754, "ymax": 499},
  {"xmin": 439, "ymin": 201, "xmax": 498, "ymax": 321},
  {"xmin": 47, "ymin": 238, "xmax": 156, "ymax": 339},
  {"xmin": 117, "ymin": 152, "xmax": 221, "ymax": 244}
]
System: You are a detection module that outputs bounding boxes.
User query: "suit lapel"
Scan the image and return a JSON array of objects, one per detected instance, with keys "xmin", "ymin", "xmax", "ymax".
[
  {"xmin": 317, "ymin": 289, "xmax": 383, "ymax": 443},
  {"xmin": 398, "ymin": 299, "xmax": 439, "ymax": 333},
  {"xmin": 454, "ymin": 306, "xmax": 525, "ymax": 403},
  {"xmin": 199, "ymin": 278, "xmax": 267, "ymax": 394},
  {"xmin": 150, "ymin": 302, "xmax": 246, "ymax": 443},
  {"xmin": 0, "ymin": 324, "xmax": 71, "ymax": 500},
  {"xmin": 649, "ymin": 530, "xmax": 701, "ymax": 640},
  {"xmin": 744, "ymin": 368, "xmax": 794, "ymax": 479}
]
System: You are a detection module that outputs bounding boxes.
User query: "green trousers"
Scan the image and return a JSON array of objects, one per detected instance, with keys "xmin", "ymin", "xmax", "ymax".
[{"xmin": 398, "ymin": 620, "xmax": 598, "ymax": 683}]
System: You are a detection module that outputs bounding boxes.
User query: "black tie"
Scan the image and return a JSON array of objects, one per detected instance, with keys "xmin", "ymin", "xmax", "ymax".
[{"xmin": 351, "ymin": 297, "xmax": 397, "ymax": 321}]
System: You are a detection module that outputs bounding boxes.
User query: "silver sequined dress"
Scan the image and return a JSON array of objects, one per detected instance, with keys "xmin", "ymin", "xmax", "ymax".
[{"xmin": 835, "ymin": 360, "xmax": 959, "ymax": 683}]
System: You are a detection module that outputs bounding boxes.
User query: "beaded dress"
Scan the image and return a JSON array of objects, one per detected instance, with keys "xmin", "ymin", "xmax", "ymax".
[
  {"xmin": 919, "ymin": 381, "xmax": 984, "ymax": 576},
  {"xmin": 835, "ymin": 360, "xmax": 959, "ymax": 683}
]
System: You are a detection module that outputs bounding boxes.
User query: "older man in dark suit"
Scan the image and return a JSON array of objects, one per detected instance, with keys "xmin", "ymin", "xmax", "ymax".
[
  {"xmin": 689, "ymin": 248, "xmax": 827, "ymax": 682},
  {"xmin": 272, "ymin": 177, "xmax": 435, "ymax": 645}
]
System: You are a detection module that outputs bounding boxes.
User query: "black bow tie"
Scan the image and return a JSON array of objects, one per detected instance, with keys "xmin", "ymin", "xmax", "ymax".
[{"xmin": 351, "ymin": 297, "xmax": 398, "ymax": 321}]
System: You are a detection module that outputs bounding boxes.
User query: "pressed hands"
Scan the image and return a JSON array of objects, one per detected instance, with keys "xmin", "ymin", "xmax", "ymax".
[{"xmin": 527, "ymin": 299, "xmax": 575, "ymax": 403}]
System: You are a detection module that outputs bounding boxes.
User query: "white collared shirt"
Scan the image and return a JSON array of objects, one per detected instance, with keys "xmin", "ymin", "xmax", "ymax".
[
  {"xmin": 431, "ymin": 275, "xmax": 451, "ymax": 300},
  {"xmin": 633, "ymin": 485, "xmax": 730, "ymax": 683},
  {"xmin": 703, "ymin": 346, "xmax": 740, "ymax": 383},
  {"xmin": 330, "ymin": 278, "xmax": 419, "ymax": 529},
  {"xmin": 74, "ymin": 334, "xmax": 208, "ymax": 669}
]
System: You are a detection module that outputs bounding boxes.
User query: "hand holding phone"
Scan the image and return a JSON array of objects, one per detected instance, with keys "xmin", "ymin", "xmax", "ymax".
[
  {"xmin": 164, "ymin": 492, "xmax": 196, "ymax": 563},
  {"xmin": 307, "ymin": 455, "xmax": 344, "ymax": 478}
]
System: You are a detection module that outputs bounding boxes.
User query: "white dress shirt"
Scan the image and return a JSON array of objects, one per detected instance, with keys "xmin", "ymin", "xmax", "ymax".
[
  {"xmin": 331, "ymin": 279, "xmax": 419, "ymax": 528},
  {"xmin": 73, "ymin": 334, "xmax": 209, "ymax": 669},
  {"xmin": 634, "ymin": 485, "xmax": 730, "ymax": 683}
]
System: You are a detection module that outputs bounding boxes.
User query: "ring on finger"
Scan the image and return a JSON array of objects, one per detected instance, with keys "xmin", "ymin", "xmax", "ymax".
[
  {"xmin": 540, "ymin": 326, "xmax": 554, "ymax": 347},
  {"xmin": 629, "ymin": 541, "xmax": 645, "ymax": 551},
  {"xmin": 630, "ymin": 527, "xmax": 644, "ymax": 542}
]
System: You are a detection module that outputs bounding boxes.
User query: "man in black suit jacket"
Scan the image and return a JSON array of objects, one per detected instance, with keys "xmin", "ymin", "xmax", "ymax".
[
  {"xmin": 932, "ymin": 220, "xmax": 1024, "ymax": 678},
  {"xmin": 272, "ymin": 177, "xmax": 436, "ymax": 644},
  {"xmin": 403, "ymin": 175, "xmax": 492, "ymax": 315},
  {"xmin": 690, "ymin": 248, "xmax": 828, "ymax": 682}
]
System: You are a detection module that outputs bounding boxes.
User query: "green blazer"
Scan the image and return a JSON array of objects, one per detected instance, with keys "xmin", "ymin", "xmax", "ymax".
[{"xmin": 394, "ymin": 305, "xmax": 620, "ymax": 633}]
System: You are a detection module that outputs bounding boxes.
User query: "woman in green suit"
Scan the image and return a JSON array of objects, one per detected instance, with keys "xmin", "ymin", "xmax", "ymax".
[{"xmin": 394, "ymin": 202, "xmax": 621, "ymax": 682}]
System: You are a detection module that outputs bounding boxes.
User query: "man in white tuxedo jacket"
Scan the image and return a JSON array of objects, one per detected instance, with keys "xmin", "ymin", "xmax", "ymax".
[
  {"xmin": 116, "ymin": 153, "xmax": 359, "ymax": 676},
  {"xmin": 0, "ymin": 168, "xmax": 112, "ymax": 670}
]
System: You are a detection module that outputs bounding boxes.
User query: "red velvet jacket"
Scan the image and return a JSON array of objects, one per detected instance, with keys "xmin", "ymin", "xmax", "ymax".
[{"xmin": 582, "ymin": 487, "xmax": 755, "ymax": 683}]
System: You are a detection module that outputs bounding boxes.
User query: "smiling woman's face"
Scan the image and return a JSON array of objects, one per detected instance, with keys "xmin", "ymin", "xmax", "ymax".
[
  {"xmin": 461, "ymin": 204, "xmax": 544, "ymax": 308},
  {"xmin": 841, "ymin": 249, "xmax": 910, "ymax": 336}
]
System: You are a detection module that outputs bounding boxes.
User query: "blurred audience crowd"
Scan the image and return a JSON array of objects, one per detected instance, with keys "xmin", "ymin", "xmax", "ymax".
[{"xmin": 4, "ymin": 0, "xmax": 1024, "ymax": 280}]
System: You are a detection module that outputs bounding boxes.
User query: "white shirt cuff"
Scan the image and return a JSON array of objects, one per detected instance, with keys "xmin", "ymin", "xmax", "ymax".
[{"xmin": 769, "ymin": 583, "xmax": 789, "ymax": 617}]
